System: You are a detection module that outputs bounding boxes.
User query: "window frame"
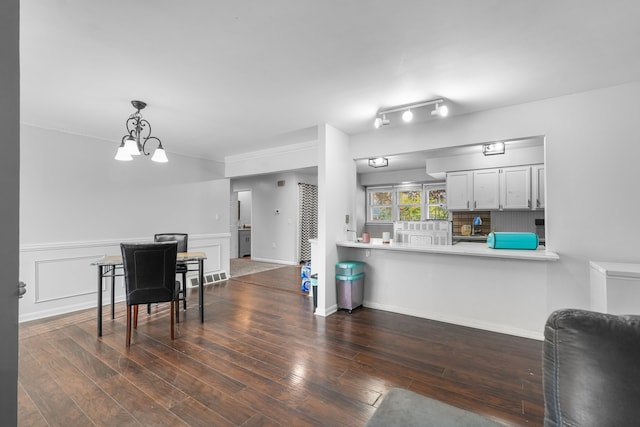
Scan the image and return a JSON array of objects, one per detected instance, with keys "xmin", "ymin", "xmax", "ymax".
[{"xmin": 367, "ymin": 186, "xmax": 395, "ymax": 223}]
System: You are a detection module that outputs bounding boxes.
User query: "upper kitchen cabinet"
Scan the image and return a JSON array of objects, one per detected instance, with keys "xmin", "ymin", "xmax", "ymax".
[
  {"xmin": 446, "ymin": 171, "xmax": 473, "ymax": 210},
  {"xmin": 532, "ymin": 164, "xmax": 545, "ymax": 210},
  {"xmin": 447, "ymin": 165, "xmax": 538, "ymax": 211},
  {"xmin": 500, "ymin": 166, "xmax": 531, "ymax": 210},
  {"xmin": 473, "ymin": 169, "xmax": 500, "ymax": 210}
]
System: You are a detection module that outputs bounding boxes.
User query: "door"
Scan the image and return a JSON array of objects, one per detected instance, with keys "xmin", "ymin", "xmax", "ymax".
[{"xmin": 1, "ymin": 2, "xmax": 19, "ymax": 423}]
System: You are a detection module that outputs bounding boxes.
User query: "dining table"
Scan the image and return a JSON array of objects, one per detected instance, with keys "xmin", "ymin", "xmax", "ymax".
[{"xmin": 92, "ymin": 251, "xmax": 207, "ymax": 337}]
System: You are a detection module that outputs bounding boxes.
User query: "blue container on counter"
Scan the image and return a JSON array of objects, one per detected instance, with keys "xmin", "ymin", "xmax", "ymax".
[{"xmin": 487, "ymin": 232, "xmax": 539, "ymax": 250}]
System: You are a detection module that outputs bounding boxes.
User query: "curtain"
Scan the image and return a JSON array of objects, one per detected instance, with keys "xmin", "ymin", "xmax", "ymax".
[{"xmin": 298, "ymin": 183, "xmax": 318, "ymax": 262}]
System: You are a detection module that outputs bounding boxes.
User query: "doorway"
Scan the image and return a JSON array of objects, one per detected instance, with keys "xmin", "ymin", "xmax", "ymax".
[{"xmin": 231, "ymin": 190, "xmax": 252, "ymax": 259}]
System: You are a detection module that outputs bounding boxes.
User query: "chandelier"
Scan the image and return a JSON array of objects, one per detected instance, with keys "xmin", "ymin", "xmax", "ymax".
[{"xmin": 115, "ymin": 100, "xmax": 168, "ymax": 162}]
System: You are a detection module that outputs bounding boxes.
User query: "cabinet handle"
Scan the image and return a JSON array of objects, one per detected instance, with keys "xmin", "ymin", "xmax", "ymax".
[
  {"xmin": 473, "ymin": 200, "xmax": 476, "ymax": 209},
  {"xmin": 467, "ymin": 201, "xmax": 469, "ymax": 209},
  {"xmin": 536, "ymin": 199, "xmax": 540, "ymax": 208},
  {"xmin": 528, "ymin": 199, "xmax": 531, "ymax": 208}
]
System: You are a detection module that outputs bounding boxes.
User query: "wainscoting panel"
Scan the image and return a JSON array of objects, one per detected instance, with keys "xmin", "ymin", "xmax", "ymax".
[{"xmin": 34, "ymin": 254, "xmax": 100, "ymax": 303}]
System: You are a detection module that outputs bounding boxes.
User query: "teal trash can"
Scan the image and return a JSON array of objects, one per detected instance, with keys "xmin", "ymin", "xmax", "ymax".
[{"xmin": 335, "ymin": 261, "xmax": 365, "ymax": 313}]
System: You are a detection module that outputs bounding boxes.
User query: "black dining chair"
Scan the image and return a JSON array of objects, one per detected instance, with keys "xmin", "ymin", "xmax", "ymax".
[
  {"xmin": 153, "ymin": 233, "xmax": 189, "ymax": 313},
  {"xmin": 120, "ymin": 242, "xmax": 180, "ymax": 347}
]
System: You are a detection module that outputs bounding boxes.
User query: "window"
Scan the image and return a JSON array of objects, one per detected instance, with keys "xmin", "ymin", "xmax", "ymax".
[
  {"xmin": 368, "ymin": 187, "xmax": 393, "ymax": 222},
  {"xmin": 425, "ymin": 184, "xmax": 448, "ymax": 219},
  {"xmin": 367, "ymin": 183, "xmax": 448, "ymax": 223},
  {"xmin": 397, "ymin": 185, "xmax": 422, "ymax": 221}
]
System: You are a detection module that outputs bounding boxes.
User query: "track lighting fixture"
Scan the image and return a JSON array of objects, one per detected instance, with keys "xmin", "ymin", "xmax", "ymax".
[
  {"xmin": 373, "ymin": 98, "xmax": 448, "ymax": 128},
  {"xmin": 115, "ymin": 100, "xmax": 168, "ymax": 163}
]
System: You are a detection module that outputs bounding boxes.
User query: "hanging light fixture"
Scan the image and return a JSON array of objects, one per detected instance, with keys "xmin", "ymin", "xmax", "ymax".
[
  {"xmin": 115, "ymin": 100, "xmax": 168, "ymax": 163},
  {"xmin": 374, "ymin": 98, "xmax": 448, "ymax": 128}
]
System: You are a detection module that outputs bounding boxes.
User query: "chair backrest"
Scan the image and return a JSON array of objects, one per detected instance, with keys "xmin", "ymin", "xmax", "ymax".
[
  {"xmin": 543, "ymin": 309, "xmax": 640, "ymax": 426},
  {"xmin": 120, "ymin": 242, "xmax": 178, "ymax": 306},
  {"xmin": 153, "ymin": 233, "xmax": 188, "ymax": 253}
]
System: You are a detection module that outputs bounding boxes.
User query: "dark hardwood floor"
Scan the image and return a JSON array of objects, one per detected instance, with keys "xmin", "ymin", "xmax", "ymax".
[{"xmin": 18, "ymin": 265, "xmax": 544, "ymax": 426}]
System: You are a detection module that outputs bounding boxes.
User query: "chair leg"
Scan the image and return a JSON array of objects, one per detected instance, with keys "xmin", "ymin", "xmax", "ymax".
[
  {"xmin": 147, "ymin": 303, "xmax": 151, "ymax": 315},
  {"xmin": 133, "ymin": 305, "xmax": 139, "ymax": 329},
  {"xmin": 126, "ymin": 305, "xmax": 132, "ymax": 347},
  {"xmin": 181, "ymin": 271, "xmax": 187, "ymax": 310},
  {"xmin": 170, "ymin": 301, "xmax": 175, "ymax": 340},
  {"xmin": 176, "ymin": 295, "xmax": 180, "ymax": 323}
]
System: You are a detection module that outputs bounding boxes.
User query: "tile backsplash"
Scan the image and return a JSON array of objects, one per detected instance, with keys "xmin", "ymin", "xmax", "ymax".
[
  {"xmin": 452, "ymin": 210, "xmax": 545, "ymax": 236},
  {"xmin": 491, "ymin": 210, "xmax": 545, "ymax": 235},
  {"xmin": 452, "ymin": 211, "xmax": 491, "ymax": 235}
]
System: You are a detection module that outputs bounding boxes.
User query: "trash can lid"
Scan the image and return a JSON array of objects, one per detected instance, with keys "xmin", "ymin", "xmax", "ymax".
[{"xmin": 335, "ymin": 261, "xmax": 365, "ymax": 268}]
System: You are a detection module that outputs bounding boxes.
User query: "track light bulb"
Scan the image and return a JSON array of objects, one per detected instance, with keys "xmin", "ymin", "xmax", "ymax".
[
  {"xmin": 402, "ymin": 109, "xmax": 413, "ymax": 122},
  {"xmin": 374, "ymin": 114, "xmax": 389, "ymax": 129},
  {"xmin": 432, "ymin": 103, "xmax": 449, "ymax": 117}
]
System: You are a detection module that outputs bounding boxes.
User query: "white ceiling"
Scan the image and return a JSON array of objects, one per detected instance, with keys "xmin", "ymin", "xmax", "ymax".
[{"xmin": 20, "ymin": 1, "xmax": 640, "ymax": 162}]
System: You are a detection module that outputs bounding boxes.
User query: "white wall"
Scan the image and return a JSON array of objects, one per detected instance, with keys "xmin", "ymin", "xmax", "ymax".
[
  {"xmin": 231, "ymin": 171, "xmax": 317, "ymax": 264},
  {"xmin": 19, "ymin": 125, "xmax": 231, "ymax": 321},
  {"xmin": 226, "ymin": 140, "xmax": 318, "ymax": 177},
  {"xmin": 349, "ymin": 82, "xmax": 640, "ymax": 328},
  {"xmin": 315, "ymin": 124, "xmax": 356, "ymax": 316}
]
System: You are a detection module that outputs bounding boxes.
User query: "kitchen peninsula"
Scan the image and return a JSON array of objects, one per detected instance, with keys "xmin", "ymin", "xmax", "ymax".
[{"xmin": 336, "ymin": 238, "xmax": 558, "ymax": 339}]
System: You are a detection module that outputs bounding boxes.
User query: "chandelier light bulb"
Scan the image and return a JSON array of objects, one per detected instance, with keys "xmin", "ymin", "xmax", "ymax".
[
  {"xmin": 438, "ymin": 104, "xmax": 449, "ymax": 117},
  {"xmin": 151, "ymin": 146, "xmax": 169, "ymax": 163},
  {"xmin": 123, "ymin": 135, "xmax": 141, "ymax": 155},
  {"xmin": 374, "ymin": 117, "xmax": 382, "ymax": 128},
  {"xmin": 402, "ymin": 109, "xmax": 413, "ymax": 122},
  {"xmin": 115, "ymin": 144, "xmax": 133, "ymax": 161}
]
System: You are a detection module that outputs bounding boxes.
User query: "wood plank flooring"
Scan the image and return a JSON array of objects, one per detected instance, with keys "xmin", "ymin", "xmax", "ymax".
[{"xmin": 18, "ymin": 265, "xmax": 544, "ymax": 426}]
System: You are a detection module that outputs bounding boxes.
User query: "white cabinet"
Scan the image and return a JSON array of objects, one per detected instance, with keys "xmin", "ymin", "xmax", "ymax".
[
  {"xmin": 238, "ymin": 229, "xmax": 251, "ymax": 257},
  {"xmin": 532, "ymin": 164, "xmax": 545, "ymax": 210},
  {"xmin": 500, "ymin": 166, "xmax": 531, "ymax": 210},
  {"xmin": 473, "ymin": 169, "xmax": 500, "ymax": 210},
  {"xmin": 446, "ymin": 165, "xmax": 537, "ymax": 211},
  {"xmin": 446, "ymin": 171, "xmax": 473, "ymax": 210},
  {"xmin": 590, "ymin": 261, "xmax": 640, "ymax": 314}
]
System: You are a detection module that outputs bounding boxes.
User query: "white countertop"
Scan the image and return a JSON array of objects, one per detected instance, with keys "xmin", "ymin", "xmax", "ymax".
[
  {"xmin": 589, "ymin": 261, "xmax": 640, "ymax": 278},
  {"xmin": 336, "ymin": 240, "xmax": 559, "ymax": 261}
]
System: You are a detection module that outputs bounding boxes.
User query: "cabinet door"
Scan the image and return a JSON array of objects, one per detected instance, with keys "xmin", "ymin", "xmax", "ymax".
[
  {"xmin": 532, "ymin": 164, "xmax": 545, "ymax": 209},
  {"xmin": 473, "ymin": 169, "xmax": 500, "ymax": 210},
  {"xmin": 446, "ymin": 171, "xmax": 473, "ymax": 210},
  {"xmin": 500, "ymin": 166, "xmax": 531, "ymax": 209}
]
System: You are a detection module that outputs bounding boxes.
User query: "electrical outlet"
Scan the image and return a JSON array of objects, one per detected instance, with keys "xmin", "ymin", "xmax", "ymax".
[{"xmin": 345, "ymin": 214, "xmax": 350, "ymax": 224}]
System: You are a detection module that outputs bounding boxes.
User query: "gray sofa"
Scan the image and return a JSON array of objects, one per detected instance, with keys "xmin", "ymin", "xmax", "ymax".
[{"xmin": 366, "ymin": 309, "xmax": 640, "ymax": 426}]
